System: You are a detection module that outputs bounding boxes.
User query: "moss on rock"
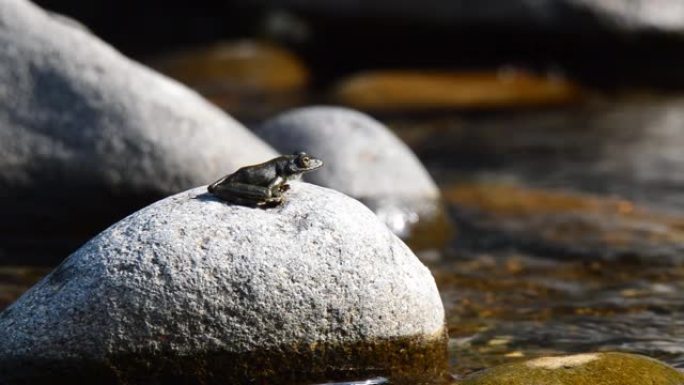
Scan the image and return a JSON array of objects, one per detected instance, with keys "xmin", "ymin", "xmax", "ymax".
[
  {"xmin": 0, "ymin": 333, "xmax": 449, "ymax": 385},
  {"xmin": 459, "ymin": 352, "xmax": 684, "ymax": 385}
]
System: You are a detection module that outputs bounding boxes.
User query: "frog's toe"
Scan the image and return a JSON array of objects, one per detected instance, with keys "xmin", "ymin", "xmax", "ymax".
[
  {"xmin": 261, "ymin": 196, "xmax": 284, "ymax": 208},
  {"xmin": 224, "ymin": 196, "xmax": 260, "ymax": 207}
]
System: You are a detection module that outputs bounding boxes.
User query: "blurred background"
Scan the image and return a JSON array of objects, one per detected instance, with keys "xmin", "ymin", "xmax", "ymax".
[
  {"xmin": 32, "ymin": 0, "xmax": 684, "ymax": 89},
  {"xmin": 26, "ymin": 0, "xmax": 684, "ymax": 211},
  {"xmin": 3, "ymin": 0, "xmax": 684, "ymax": 379}
]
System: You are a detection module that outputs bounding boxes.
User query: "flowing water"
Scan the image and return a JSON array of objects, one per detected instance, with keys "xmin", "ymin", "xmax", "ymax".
[
  {"xmin": 2, "ymin": 60, "xmax": 684, "ymax": 382},
  {"xmin": 392, "ymin": 99, "xmax": 684, "ymax": 379}
]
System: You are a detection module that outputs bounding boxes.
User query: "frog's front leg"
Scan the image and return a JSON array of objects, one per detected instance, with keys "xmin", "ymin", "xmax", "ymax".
[
  {"xmin": 267, "ymin": 176, "xmax": 286, "ymax": 197},
  {"xmin": 210, "ymin": 182, "xmax": 280, "ymax": 206}
]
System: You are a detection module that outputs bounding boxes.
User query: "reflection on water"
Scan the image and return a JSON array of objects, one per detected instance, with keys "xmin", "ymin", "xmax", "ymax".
[{"xmin": 392, "ymin": 96, "xmax": 684, "ymax": 212}]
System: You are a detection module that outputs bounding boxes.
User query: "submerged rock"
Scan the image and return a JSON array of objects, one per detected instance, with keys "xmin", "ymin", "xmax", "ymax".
[
  {"xmin": 255, "ymin": 106, "xmax": 452, "ymax": 251},
  {"xmin": 150, "ymin": 40, "xmax": 308, "ymax": 94},
  {"xmin": 0, "ymin": 183, "xmax": 447, "ymax": 384},
  {"xmin": 445, "ymin": 183, "xmax": 684, "ymax": 265},
  {"xmin": 334, "ymin": 70, "xmax": 581, "ymax": 112},
  {"xmin": 0, "ymin": 0, "xmax": 277, "ymax": 264},
  {"xmin": 148, "ymin": 40, "xmax": 310, "ymax": 119},
  {"xmin": 460, "ymin": 352, "xmax": 684, "ymax": 385}
]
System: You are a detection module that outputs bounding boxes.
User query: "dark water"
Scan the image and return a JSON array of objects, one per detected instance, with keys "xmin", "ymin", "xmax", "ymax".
[{"xmin": 391, "ymin": 97, "xmax": 684, "ymax": 213}]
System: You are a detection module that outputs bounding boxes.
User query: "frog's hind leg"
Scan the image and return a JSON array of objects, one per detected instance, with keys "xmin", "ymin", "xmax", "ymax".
[
  {"xmin": 211, "ymin": 182, "xmax": 270, "ymax": 199},
  {"xmin": 222, "ymin": 195, "xmax": 261, "ymax": 207},
  {"xmin": 210, "ymin": 182, "xmax": 281, "ymax": 207}
]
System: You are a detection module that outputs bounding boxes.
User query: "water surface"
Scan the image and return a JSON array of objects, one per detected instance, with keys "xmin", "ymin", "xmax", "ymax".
[{"xmin": 2, "ymin": 96, "xmax": 684, "ymax": 382}]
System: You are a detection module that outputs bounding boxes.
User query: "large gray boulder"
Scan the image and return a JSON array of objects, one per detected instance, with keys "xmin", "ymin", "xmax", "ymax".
[
  {"xmin": 254, "ymin": 107, "xmax": 450, "ymax": 249},
  {"xmin": 0, "ymin": 0, "xmax": 277, "ymax": 264},
  {"xmin": 0, "ymin": 183, "xmax": 447, "ymax": 384}
]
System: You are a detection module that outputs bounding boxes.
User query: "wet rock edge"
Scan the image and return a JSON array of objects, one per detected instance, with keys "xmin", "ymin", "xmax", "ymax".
[{"xmin": 0, "ymin": 330, "xmax": 448, "ymax": 385}]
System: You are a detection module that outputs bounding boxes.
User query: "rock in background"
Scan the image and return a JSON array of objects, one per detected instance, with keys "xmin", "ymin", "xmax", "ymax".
[
  {"xmin": 247, "ymin": 0, "xmax": 684, "ymax": 87},
  {"xmin": 25, "ymin": 0, "xmax": 684, "ymax": 89},
  {"xmin": 396, "ymin": 96, "xmax": 684, "ymax": 213},
  {"xmin": 386, "ymin": 96, "xmax": 684, "ymax": 265},
  {"xmin": 0, "ymin": 183, "xmax": 447, "ymax": 384},
  {"xmin": 460, "ymin": 352, "xmax": 684, "ymax": 385},
  {"xmin": 444, "ymin": 183, "xmax": 684, "ymax": 265},
  {"xmin": 254, "ymin": 106, "xmax": 452, "ymax": 251},
  {"xmin": 333, "ymin": 69, "xmax": 582, "ymax": 113},
  {"xmin": 246, "ymin": 0, "xmax": 684, "ymax": 34},
  {"xmin": 147, "ymin": 40, "xmax": 311, "ymax": 120},
  {"xmin": 0, "ymin": 0, "xmax": 278, "ymax": 264}
]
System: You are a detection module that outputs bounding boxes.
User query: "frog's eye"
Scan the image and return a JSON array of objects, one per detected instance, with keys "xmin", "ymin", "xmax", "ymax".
[{"xmin": 298, "ymin": 156, "xmax": 310, "ymax": 167}]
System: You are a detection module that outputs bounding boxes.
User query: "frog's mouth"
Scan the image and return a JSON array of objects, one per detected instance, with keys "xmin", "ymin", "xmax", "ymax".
[
  {"xmin": 289, "ymin": 158, "xmax": 324, "ymax": 174},
  {"xmin": 305, "ymin": 158, "xmax": 324, "ymax": 171}
]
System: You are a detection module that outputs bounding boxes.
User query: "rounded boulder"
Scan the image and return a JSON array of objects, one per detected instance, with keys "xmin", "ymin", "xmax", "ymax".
[
  {"xmin": 460, "ymin": 352, "xmax": 684, "ymax": 385},
  {"xmin": 254, "ymin": 106, "xmax": 451, "ymax": 250},
  {"xmin": 0, "ymin": 183, "xmax": 447, "ymax": 384},
  {"xmin": 0, "ymin": 0, "xmax": 277, "ymax": 264}
]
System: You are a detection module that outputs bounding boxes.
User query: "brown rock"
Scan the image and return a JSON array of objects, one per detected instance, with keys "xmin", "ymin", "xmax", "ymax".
[
  {"xmin": 149, "ymin": 40, "xmax": 309, "ymax": 118},
  {"xmin": 445, "ymin": 183, "xmax": 684, "ymax": 264},
  {"xmin": 460, "ymin": 352, "xmax": 684, "ymax": 385},
  {"xmin": 333, "ymin": 69, "xmax": 581, "ymax": 112}
]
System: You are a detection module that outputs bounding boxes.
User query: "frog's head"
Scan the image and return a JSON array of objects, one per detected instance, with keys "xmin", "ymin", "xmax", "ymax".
[{"xmin": 285, "ymin": 151, "xmax": 323, "ymax": 178}]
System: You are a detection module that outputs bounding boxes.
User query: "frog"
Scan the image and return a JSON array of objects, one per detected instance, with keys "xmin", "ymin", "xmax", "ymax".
[{"xmin": 207, "ymin": 151, "xmax": 323, "ymax": 207}]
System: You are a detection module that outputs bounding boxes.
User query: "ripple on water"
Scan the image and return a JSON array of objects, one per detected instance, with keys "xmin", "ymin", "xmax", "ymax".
[{"xmin": 435, "ymin": 252, "xmax": 684, "ymax": 376}]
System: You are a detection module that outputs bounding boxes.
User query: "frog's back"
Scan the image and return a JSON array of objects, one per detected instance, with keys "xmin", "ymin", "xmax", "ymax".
[{"xmin": 230, "ymin": 161, "xmax": 278, "ymax": 186}]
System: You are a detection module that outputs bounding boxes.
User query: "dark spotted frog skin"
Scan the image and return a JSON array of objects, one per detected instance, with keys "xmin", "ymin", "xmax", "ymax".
[{"xmin": 208, "ymin": 152, "xmax": 323, "ymax": 207}]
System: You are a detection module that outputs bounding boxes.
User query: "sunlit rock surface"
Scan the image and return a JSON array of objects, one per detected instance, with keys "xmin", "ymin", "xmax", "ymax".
[
  {"xmin": 0, "ymin": 183, "xmax": 447, "ymax": 384},
  {"xmin": 254, "ymin": 106, "xmax": 452, "ymax": 251},
  {"xmin": 0, "ymin": 0, "xmax": 277, "ymax": 264},
  {"xmin": 460, "ymin": 352, "xmax": 684, "ymax": 385}
]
